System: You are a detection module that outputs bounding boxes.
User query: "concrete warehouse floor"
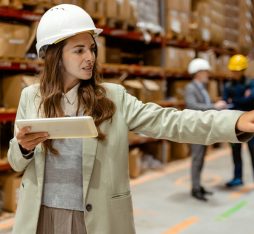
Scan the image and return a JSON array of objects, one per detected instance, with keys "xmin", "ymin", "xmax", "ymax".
[
  {"xmin": 131, "ymin": 144, "xmax": 254, "ymax": 234},
  {"xmin": 0, "ymin": 144, "xmax": 254, "ymax": 234}
]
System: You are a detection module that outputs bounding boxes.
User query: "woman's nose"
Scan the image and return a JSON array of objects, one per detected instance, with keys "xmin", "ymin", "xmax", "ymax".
[{"xmin": 84, "ymin": 50, "xmax": 94, "ymax": 62}]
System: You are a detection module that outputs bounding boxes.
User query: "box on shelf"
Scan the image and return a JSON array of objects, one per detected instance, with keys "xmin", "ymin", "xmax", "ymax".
[
  {"xmin": 140, "ymin": 79, "xmax": 165, "ymax": 103},
  {"xmin": 105, "ymin": 0, "xmax": 118, "ymax": 19},
  {"xmin": 123, "ymin": 79, "xmax": 143, "ymax": 100},
  {"xmin": 96, "ymin": 36, "xmax": 106, "ymax": 64},
  {"xmin": 164, "ymin": 47, "xmax": 182, "ymax": 72},
  {"xmin": 123, "ymin": 78, "xmax": 165, "ymax": 103},
  {"xmin": 0, "ymin": 172, "xmax": 22, "ymax": 212},
  {"xmin": 0, "ymin": 23, "xmax": 30, "ymax": 58},
  {"xmin": 52, "ymin": 0, "xmax": 83, "ymax": 6},
  {"xmin": 171, "ymin": 142, "xmax": 189, "ymax": 160},
  {"xmin": 0, "ymin": 0, "xmax": 9, "ymax": 7},
  {"xmin": 168, "ymin": 80, "xmax": 189, "ymax": 101},
  {"xmin": 167, "ymin": 0, "xmax": 191, "ymax": 12},
  {"xmin": 129, "ymin": 147, "xmax": 143, "ymax": 178},
  {"xmin": 0, "ymin": 145, "xmax": 8, "ymax": 159},
  {"xmin": 163, "ymin": 141, "xmax": 171, "ymax": 163},
  {"xmin": 84, "ymin": 0, "xmax": 105, "ymax": 18},
  {"xmin": 208, "ymin": 80, "xmax": 220, "ymax": 102},
  {"xmin": 139, "ymin": 141, "xmax": 164, "ymax": 163},
  {"xmin": 143, "ymin": 48, "xmax": 162, "ymax": 67},
  {"xmin": 3, "ymin": 75, "xmax": 39, "ymax": 108},
  {"xmin": 105, "ymin": 48, "xmax": 122, "ymax": 64},
  {"xmin": 245, "ymin": 60, "xmax": 254, "ymax": 78}
]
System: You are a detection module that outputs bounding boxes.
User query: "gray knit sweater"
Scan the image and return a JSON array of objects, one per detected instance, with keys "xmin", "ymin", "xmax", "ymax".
[{"xmin": 42, "ymin": 84, "xmax": 85, "ymax": 211}]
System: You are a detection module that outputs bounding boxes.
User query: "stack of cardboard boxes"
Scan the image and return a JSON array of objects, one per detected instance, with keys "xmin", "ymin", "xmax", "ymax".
[{"xmin": 0, "ymin": 173, "xmax": 22, "ymax": 212}]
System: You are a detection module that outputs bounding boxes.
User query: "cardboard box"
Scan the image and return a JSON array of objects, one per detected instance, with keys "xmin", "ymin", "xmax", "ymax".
[
  {"xmin": 140, "ymin": 79, "xmax": 165, "ymax": 103},
  {"xmin": 3, "ymin": 75, "xmax": 39, "ymax": 108},
  {"xmin": 0, "ymin": 0, "xmax": 9, "ymax": 7},
  {"xmin": 0, "ymin": 173, "xmax": 22, "ymax": 212},
  {"xmin": 96, "ymin": 36, "xmax": 106, "ymax": 64},
  {"xmin": 144, "ymin": 48, "xmax": 162, "ymax": 66},
  {"xmin": 166, "ymin": 0, "xmax": 191, "ymax": 12},
  {"xmin": 129, "ymin": 148, "xmax": 143, "ymax": 178},
  {"xmin": 245, "ymin": 60, "xmax": 254, "ymax": 78},
  {"xmin": 0, "ymin": 23, "xmax": 30, "ymax": 58},
  {"xmin": 84, "ymin": 0, "xmax": 105, "ymax": 17},
  {"xmin": 171, "ymin": 142, "xmax": 190, "ymax": 160},
  {"xmin": 123, "ymin": 79, "xmax": 144, "ymax": 100},
  {"xmin": 106, "ymin": 48, "xmax": 122, "ymax": 63},
  {"xmin": 208, "ymin": 80, "xmax": 220, "ymax": 102},
  {"xmin": 105, "ymin": 0, "xmax": 118, "ymax": 18},
  {"xmin": 168, "ymin": 80, "xmax": 189, "ymax": 101},
  {"xmin": 164, "ymin": 47, "xmax": 182, "ymax": 71}
]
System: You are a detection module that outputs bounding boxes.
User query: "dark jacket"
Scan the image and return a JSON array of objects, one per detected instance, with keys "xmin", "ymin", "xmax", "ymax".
[{"xmin": 223, "ymin": 76, "xmax": 254, "ymax": 111}]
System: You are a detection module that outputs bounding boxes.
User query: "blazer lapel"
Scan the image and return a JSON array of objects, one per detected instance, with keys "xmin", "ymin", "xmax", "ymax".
[{"xmin": 82, "ymin": 137, "xmax": 98, "ymax": 200}]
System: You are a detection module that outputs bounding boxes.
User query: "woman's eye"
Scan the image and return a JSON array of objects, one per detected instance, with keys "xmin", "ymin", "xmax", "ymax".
[
  {"xmin": 91, "ymin": 47, "xmax": 96, "ymax": 53},
  {"xmin": 74, "ymin": 49, "xmax": 83, "ymax": 54}
]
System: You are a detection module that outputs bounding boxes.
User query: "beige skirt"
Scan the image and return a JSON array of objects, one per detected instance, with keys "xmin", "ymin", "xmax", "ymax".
[{"xmin": 36, "ymin": 205, "xmax": 87, "ymax": 234}]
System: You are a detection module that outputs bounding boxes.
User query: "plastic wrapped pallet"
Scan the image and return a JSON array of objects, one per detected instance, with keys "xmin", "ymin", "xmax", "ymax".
[
  {"xmin": 164, "ymin": 0, "xmax": 191, "ymax": 39},
  {"xmin": 131, "ymin": 0, "xmax": 162, "ymax": 34}
]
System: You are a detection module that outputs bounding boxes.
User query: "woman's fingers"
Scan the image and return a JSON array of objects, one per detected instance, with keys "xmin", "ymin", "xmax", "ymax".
[
  {"xmin": 21, "ymin": 134, "xmax": 49, "ymax": 151},
  {"xmin": 16, "ymin": 126, "xmax": 49, "ymax": 151},
  {"xmin": 236, "ymin": 110, "xmax": 254, "ymax": 133}
]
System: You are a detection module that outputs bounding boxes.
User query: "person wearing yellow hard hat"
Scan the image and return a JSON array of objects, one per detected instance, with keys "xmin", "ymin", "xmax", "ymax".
[
  {"xmin": 223, "ymin": 54, "xmax": 254, "ymax": 188},
  {"xmin": 7, "ymin": 4, "xmax": 254, "ymax": 234},
  {"xmin": 227, "ymin": 54, "xmax": 248, "ymax": 72}
]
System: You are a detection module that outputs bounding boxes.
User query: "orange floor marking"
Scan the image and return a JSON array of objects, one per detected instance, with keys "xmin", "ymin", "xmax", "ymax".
[
  {"xmin": 0, "ymin": 218, "xmax": 14, "ymax": 230},
  {"xmin": 161, "ymin": 216, "xmax": 199, "ymax": 234},
  {"xmin": 133, "ymin": 208, "xmax": 158, "ymax": 217},
  {"xmin": 229, "ymin": 184, "xmax": 254, "ymax": 200}
]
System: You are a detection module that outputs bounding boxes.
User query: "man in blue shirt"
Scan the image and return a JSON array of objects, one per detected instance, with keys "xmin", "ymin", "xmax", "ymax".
[{"xmin": 223, "ymin": 54, "xmax": 254, "ymax": 187}]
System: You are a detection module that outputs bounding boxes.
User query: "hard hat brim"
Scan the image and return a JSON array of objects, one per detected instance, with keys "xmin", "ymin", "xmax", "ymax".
[{"xmin": 36, "ymin": 27, "xmax": 103, "ymax": 57}]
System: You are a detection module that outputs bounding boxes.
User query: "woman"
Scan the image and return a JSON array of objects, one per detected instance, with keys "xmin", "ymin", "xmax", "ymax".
[{"xmin": 8, "ymin": 4, "xmax": 254, "ymax": 234}]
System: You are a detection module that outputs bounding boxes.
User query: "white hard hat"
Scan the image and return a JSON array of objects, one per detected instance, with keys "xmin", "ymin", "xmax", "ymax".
[
  {"xmin": 36, "ymin": 4, "xmax": 103, "ymax": 57},
  {"xmin": 188, "ymin": 58, "xmax": 211, "ymax": 75}
]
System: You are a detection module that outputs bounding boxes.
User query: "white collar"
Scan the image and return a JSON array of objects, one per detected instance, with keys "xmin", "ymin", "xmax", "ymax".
[{"xmin": 62, "ymin": 83, "xmax": 80, "ymax": 105}]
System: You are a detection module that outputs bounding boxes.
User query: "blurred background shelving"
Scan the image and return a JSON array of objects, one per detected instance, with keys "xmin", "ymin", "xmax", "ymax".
[{"xmin": 0, "ymin": 1, "xmax": 253, "ymax": 205}]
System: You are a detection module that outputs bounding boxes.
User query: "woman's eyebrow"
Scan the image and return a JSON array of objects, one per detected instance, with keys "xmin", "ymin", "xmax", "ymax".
[{"xmin": 73, "ymin": 43, "xmax": 95, "ymax": 48}]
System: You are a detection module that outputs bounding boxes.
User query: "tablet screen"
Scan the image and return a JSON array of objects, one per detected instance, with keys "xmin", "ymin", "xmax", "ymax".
[{"xmin": 16, "ymin": 116, "xmax": 98, "ymax": 139}]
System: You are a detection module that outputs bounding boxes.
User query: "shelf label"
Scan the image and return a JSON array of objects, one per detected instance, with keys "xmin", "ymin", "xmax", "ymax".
[
  {"xmin": 0, "ymin": 61, "xmax": 11, "ymax": 67},
  {"xmin": 19, "ymin": 63, "xmax": 27, "ymax": 70},
  {"xmin": 202, "ymin": 28, "xmax": 210, "ymax": 41}
]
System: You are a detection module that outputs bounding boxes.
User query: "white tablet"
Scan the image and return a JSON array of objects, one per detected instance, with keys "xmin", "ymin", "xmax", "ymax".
[{"xmin": 16, "ymin": 116, "xmax": 98, "ymax": 139}]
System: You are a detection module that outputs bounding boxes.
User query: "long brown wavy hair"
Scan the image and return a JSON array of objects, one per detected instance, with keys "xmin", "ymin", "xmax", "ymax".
[{"xmin": 39, "ymin": 36, "xmax": 115, "ymax": 155}]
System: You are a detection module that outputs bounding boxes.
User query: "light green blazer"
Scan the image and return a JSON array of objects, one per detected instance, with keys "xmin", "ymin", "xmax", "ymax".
[{"xmin": 8, "ymin": 83, "xmax": 249, "ymax": 234}]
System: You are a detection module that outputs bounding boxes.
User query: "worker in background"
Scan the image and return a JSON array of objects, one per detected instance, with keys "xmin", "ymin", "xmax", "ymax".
[
  {"xmin": 185, "ymin": 58, "xmax": 227, "ymax": 201},
  {"xmin": 223, "ymin": 54, "xmax": 254, "ymax": 187}
]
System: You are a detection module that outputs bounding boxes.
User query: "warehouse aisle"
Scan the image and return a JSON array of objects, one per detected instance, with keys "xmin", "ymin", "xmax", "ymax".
[
  {"xmin": 131, "ymin": 144, "xmax": 254, "ymax": 234},
  {"xmin": 0, "ymin": 144, "xmax": 253, "ymax": 234}
]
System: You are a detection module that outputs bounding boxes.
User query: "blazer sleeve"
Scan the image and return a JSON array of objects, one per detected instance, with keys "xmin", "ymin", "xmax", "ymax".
[
  {"xmin": 7, "ymin": 87, "xmax": 35, "ymax": 172},
  {"xmin": 117, "ymin": 85, "xmax": 252, "ymax": 145},
  {"xmin": 184, "ymin": 83, "xmax": 215, "ymax": 111}
]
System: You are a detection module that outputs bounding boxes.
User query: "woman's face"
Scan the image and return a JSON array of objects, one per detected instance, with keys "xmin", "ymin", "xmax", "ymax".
[{"xmin": 62, "ymin": 32, "xmax": 96, "ymax": 90}]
